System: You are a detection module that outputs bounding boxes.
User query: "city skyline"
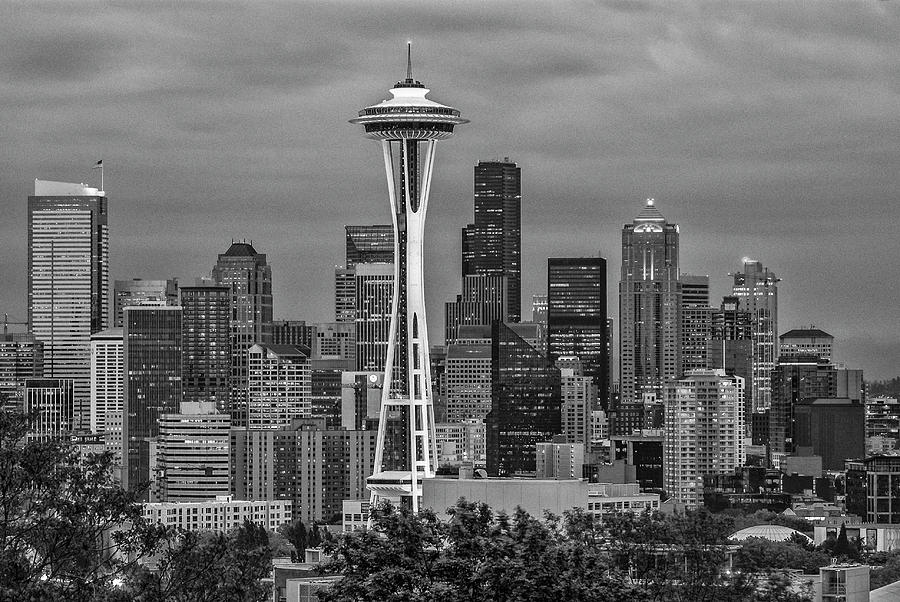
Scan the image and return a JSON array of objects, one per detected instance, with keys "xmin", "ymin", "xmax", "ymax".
[{"xmin": 1, "ymin": 3, "xmax": 899, "ymax": 378}]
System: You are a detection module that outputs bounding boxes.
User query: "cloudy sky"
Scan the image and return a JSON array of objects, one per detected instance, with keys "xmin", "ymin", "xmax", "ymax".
[{"xmin": 1, "ymin": 1, "xmax": 898, "ymax": 378}]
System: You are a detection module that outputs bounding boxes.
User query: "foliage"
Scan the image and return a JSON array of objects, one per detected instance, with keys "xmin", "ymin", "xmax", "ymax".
[
  {"xmin": 726, "ymin": 509, "xmax": 814, "ymax": 534},
  {"xmin": 733, "ymin": 537, "xmax": 830, "ymax": 575},
  {"xmin": 0, "ymin": 410, "xmax": 273, "ymax": 602},
  {"xmin": 869, "ymin": 550, "xmax": 900, "ymax": 590},
  {"xmin": 319, "ymin": 501, "xmax": 774, "ymax": 602},
  {"xmin": 831, "ymin": 523, "xmax": 860, "ymax": 560}
]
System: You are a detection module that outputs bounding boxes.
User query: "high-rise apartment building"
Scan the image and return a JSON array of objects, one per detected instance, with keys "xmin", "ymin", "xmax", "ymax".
[
  {"xmin": 113, "ymin": 279, "xmax": 178, "ymax": 328},
  {"xmin": 619, "ymin": 199, "xmax": 680, "ymax": 404},
  {"xmin": 462, "ymin": 159, "xmax": 522, "ymax": 322},
  {"xmin": 28, "ymin": 180, "xmax": 109, "ymax": 431},
  {"xmin": 558, "ymin": 358, "xmax": 595, "ymax": 445},
  {"xmin": 122, "ymin": 305, "xmax": 183, "ymax": 500},
  {"xmin": 485, "ymin": 322, "xmax": 561, "ymax": 476},
  {"xmin": 0, "ymin": 333, "xmax": 43, "ymax": 413},
  {"xmin": 732, "ymin": 260, "xmax": 778, "ymax": 412},
  {"xmin": 158, "ymin": 401, "xmax": 231, "ymax": 502},
  {"xmin": 180, "ymin": 285, "xmax": 231, "ymax": 413},
  {"xmin": 335, "ymin": 225, "xmax": 394, "ymax": 324},
  {"xmin": 90, "ymin": 328, "xmax": 122, "ymax": 434},
  {"xmin": 664, "ymin": 370, "xmax": 744, "ymax": 508},
  {"xmin": 680, "ymin": 275, "xmax": 712, "ymax": 374},
  {"xmin": 547, "ymin": 257, "xmax": 608, "ymax": 408},
  {"xmin": 212, "ymin": 241, "xmax": 273, "ymax": 423},
  {"xmin": 246, "ymin": 344, "xmax": 311, "ymax": 429}
]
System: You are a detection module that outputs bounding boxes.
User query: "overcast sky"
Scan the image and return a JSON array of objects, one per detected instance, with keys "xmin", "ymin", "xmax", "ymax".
[{"xmin": 1, "ymin": 1, "xmax": 898, "ymax": 379}]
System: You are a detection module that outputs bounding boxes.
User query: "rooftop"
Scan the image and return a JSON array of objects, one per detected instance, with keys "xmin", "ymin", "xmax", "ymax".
[
  {"xmin": 780, "ymin": 328, "xmax": 833, "ymax": 339},
  {"xmin": 222, "ymin": 241, "xmax": 259, "ymax": 257}
]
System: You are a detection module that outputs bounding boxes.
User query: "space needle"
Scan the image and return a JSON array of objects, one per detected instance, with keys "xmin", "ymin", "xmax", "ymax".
[{"xmin": 350, "ymin": 45, "xmax": 467, "ymax": 513}]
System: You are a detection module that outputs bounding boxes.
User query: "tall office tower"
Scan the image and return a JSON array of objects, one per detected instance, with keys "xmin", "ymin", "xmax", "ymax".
[
  {"xmin": 462, "ymin": 159, "xmax": 522, "ymax": 322},
  {"xmin": 768, "ymin": 355, "xmax": 837, "ymax": 459},
  {"xmin": 0, "ymin": 333, "xmax": 43, "ymax": 413},
  {"xmin": 113, "ymin": 279, "xmax": 178, "ymax": 327},
  {"xmin": 531, "ymin": 295, "xmax": 548, "ymax": 324},
  {"xmin": 158, "ymin": 401, "xmax": 231, "ymax": 502},
  {"xmin": 779, "ymin": 328, "xmax": 834, "ymax": 362},
  {"xmin": 485, "ymin": 322, "xmax": 562, "ymax": 476},
  {"xmin": 680, "ymin": 275, "xmax": 712, "ymax": 374},
  {"xmin": 663, "ymin": 370, "xmax": 745, "ymax": 508},
  {"xmin": 444, "ymin": 343, "xmax": 492, "ymax": 422},
  {"xmin": 558, "ymin": 358, "xmax": 595, "ymax": 445},
  {"xmin": 246, "ymin": 344, "xmax": 311, "ymax": 429},
  {"xmin": 732, "ymin": 260, "xmax": 779, "ymax": 412},
  {"xmin": 212, "ymin": 241, "xmax": 273, "ymax": 422},
  {"xmin": 794, "ymin": 398, "xmax": 864, "ymax": 471},
  {"xmin": 90, "ymin": 328, "xmax": 122, "ymax": 434},
  {"xmin": 444, "ymin": 274, "xmax": 507, "ymax": 344},
  {"xmin": 230, "ymin": 419, "xmax": 376, "ymax": 524},
  {"xmin": 430, "ymin": 345, "xmax": 448, "ymax": 422},
  {"xmin": 335, "ymin": 225, "xmax": 395, "ymax": 323},
  {"xmin": 312, "ymin": 322, "xmax": 355, "ymax": 366},
  {"xmin": 122, "ymin": 305, "xmax": 183, "ymax": 500},
  {"xmin": 547, "ymin": 257, "xmax": 608, "ymax": 408},
  {"xmin": 180, "ymin": 286, "xmax": 231, "ymax": 413},
  {"xmin": 272, "ymin": 320, "xmax": 316, "ymax": 350},
  {"xmin": 619, "ymin": 199, "xmax": 681, "ymax": 405},
  {"xmin": 708, "ymin": 296, "xmax": 754, "ymax": 428},
  {"xmin": 354, "ymin": 264, "xmax": 395, "ymax": 375},
  {"xmin": 28, "ymin": 180, "xmax": 109, "ymax": 431},
  {"xmin": 349, "ymin": 48, "xmax": 467, "ymax": 511}
]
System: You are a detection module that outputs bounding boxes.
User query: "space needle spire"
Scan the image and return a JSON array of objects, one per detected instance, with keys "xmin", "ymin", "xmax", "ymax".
[{"xmin": 350, "ymin": 47, "xmax": 467, "ymax": 514}]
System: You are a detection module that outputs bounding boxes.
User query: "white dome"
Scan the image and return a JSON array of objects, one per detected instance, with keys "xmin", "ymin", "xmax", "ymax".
[{"xmin": 730, "ymin": 525, "xmax": 812, "ymax": 543}]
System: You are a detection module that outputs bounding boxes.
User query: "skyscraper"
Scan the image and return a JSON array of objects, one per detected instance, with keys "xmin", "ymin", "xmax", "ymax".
[
  {"xmin": 462, "ymin": 159, "xmax": 522, "ymax": 322},
  {"xmin": 122, "ymin": 305, "xmax": 183, "ymax": 500},
  {"xmin": 619, "ymin": 199, "xmax": 681, "ymax": 404},
  {"xmin": 246, "ymin": 344, "xmax": 311, "ymax": 429},
  {"xmin": 547, "ymin": 257, "xmax": 608, "ymax": 408},
  {"xmin": 664, "ymin": 370, "xmax": 745, "ymax": 508},
  {"xmin": 158, "ymin": 401, "xmax": 231, "ymax": 502},
  {"xmin": 485, "ymin": 322, "xmax": 562, "ymax": 477},
  {"xmin": 768, "ymin": 355, "xmax": 837, "ymax": 458},
  {"xmin": 24, "ymin": 378, "xmax": 74, "ymax": 441},
  {"xmin": 89, "ymin": 328, "xmax": 122, "ymax": 434},
  {"xmin": 349, "ymin": 46, "xmax": 467, "ymax": 512},
  {"xmin": 779, "ymin": 328, "xmax": 834, "ymax": 362},
  {"xmin": 335, "ymin": 225, "xmax": 394, "ymax": 324},
  {"xmin": 28, "ymin": 179, "xmax": 109, "ymax": 431},
  {"xmin": 708, "ymin": 296, "xmax": 754, "ymax": 427},
  {"xmin": 444, "ymin": 274, "xmax": 507, "ymax": 344},
  {"xmin": 680, "ymin": 274, "xmax": 712, "ymax": 374},
  {"xmin": 180, "ymin": 285, "xmax": 231, "ymax": 413},
  {"xmin": 113, "ymin": 279, "xmax": 178, "ymax": 328},
  {"xmin": 732, "ymin": 260, "xmax": 778, "ymax": 412},
  {"xmin": 212, "ymin": 241, "xmax": 273, "ymax": 423}
]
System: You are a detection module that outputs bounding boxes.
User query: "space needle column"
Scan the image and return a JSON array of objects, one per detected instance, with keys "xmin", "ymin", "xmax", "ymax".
[{"xmin": 350, "ymin": 45, "xmax": 467, "ymax": 513}]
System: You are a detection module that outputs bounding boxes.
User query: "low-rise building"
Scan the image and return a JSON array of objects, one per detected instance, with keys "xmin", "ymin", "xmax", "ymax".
[
  {"xmin": 342, "ymin": 499, "xmax": 369, "ymax": 532},
  {"xmin": 142, "ymin": 496, "xmax": 291, "ymax": 533}
]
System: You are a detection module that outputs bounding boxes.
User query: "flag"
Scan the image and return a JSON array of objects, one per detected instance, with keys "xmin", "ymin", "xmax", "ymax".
[{"xmin": 92, "ymin": 160, "xmax": 103, "ymax": 169}]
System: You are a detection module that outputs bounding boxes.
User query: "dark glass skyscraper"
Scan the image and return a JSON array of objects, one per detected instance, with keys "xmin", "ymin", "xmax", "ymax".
[
  {"xmin": 680, "ymin": 274, "xmax": 711, "ymax": 374},
  {"xmin": 462, "ymin": 159, "xmax": 521, "ymax": 323},
  {"xmin": 345, "ymin": 225, "xmax": 394, "ymax": 267},
  {"xmin": 769, "ymin": 356, "xmax": 836, "ymax": 457},
  {"xmin": 212, "ymin": 241, "xmax": 273, "ymax": 424},
  {"xmin": 547, "ymin": 257, "xmax": 608, "ymax": 408},
  {"xmin": 122, "ymin": 305, "xmax": 182, "ymax": 500},
  {"xmin": 485, "ymin": 322, "xmax": 561, "ymax": 476},
  {"xmin": 180, "ymin": 285, "xmax": 231, "ymax": 413}
]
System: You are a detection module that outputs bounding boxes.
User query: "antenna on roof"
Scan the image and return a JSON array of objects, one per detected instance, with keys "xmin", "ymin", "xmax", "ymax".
[{"xmin": 406, "ymin": 41, "xmax": 412, "ymax": 81}]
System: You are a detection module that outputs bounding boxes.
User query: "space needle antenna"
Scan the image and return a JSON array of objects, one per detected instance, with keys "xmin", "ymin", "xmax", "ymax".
[{"xmin": 406, "ymin": 42, "xmax": 413, "ymax": 81}]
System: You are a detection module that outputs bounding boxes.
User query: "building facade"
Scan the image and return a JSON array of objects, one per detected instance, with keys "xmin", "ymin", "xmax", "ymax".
[
  {"xmin": 180, "ymin": 285, "xmax": 231, "ymax": 413},
  {"xmin": 24, "ymin": 378, "xmax": 74, "ymax": 441},
  {"xmin": 246, "ymin": 344, "xmax": 311, "ymax": 429},
  {"xmin": 680, "ymin": 274, "xmax": 712, "ymax": 374},
  {"xmin": 0, "ymin": 333, "xmax": 43, "ymax": 413},
  {"xmin": 113, "ymin": 279, "xmax": 178, "ymax": 328},
  {"xmin": 122, "ymin": 305, "xmax": 183, "ymax": 499},
  {"xmin": 28, "ymin": 180, "xmax": 109, "ymax": 431},
  {"xmin": 158, "ymin": 401, "xmax": 231, "ymax": 502},
  {"xmin": 619, "ymin": 199, "xmax": 680, "ymax": 404}
]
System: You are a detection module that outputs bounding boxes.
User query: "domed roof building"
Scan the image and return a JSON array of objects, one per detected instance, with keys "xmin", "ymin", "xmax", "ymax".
[{"xmin": 729, "ymin": 524, "xmax": 812, "ymax": 543}]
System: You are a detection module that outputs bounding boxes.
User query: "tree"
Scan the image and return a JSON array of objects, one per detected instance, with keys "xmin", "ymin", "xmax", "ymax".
[
  {"xmin": 733, "ymin": 537, "xmax": 829, "ymax": 574},
  {"xmin": 832, "ymin": 523, "xmax": 859, "ymax": 560},
  {"xmin": 0, "ymin": 410, "xmax": 154, "ymax": 601},
  {"xmin": 278, "ymin": 519, "xmax": 308, "ymax": 559}
]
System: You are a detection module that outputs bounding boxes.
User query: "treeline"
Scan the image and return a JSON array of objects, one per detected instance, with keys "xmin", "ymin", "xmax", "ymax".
[{"xmin": 867, "ymin": 377, "xmax": 900, "ymax": 397}]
